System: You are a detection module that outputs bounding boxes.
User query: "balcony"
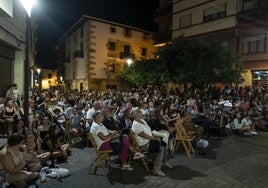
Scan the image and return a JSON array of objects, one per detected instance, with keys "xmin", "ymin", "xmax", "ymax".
[
  {"xmin": 238, "ymin": 8, "xmax": 265, "ymax": 22},
  {"xmin": 119, "ymin": 52, "xmax": 135, "ymax": 59}
]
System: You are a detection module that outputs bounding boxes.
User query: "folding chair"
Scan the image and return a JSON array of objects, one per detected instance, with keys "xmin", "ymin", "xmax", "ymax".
[
  {"xmin": 129, "ymin": 129, "xmax": 150, "ymax": 171},
  {"xmin": 172, "ymin": 120, "xmax": 196, "ymax": 158},
  {"xmin": 182, "ymin": 115, "xmax": 202, "ymax": 140},
  {"xmin": 87, "ymin": 133, "xmax": 113, "ymax": 174}
]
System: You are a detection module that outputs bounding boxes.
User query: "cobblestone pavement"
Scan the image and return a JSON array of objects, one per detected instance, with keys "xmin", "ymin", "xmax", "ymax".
[{"xmin": 1, "ymin": 132, "xmax": 268, "ymax": 188}]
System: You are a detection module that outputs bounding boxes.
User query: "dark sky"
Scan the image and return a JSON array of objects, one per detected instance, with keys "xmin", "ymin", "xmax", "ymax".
[{"xmin": 35, "ymin": 0, "xmax": 158, "ymax": 69}]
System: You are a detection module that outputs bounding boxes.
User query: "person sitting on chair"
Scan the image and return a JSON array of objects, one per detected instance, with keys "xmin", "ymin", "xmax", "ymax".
[
  {"xmin": 131, "ymin": 109, "xmax": 167, "ymax": 177},
  {"xmin": 90, "ymin": 111, "xmax": 143, "ymax": 171}
]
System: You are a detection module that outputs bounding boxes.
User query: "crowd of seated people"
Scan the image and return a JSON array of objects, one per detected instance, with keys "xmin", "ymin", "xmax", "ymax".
[{"xmin": 0, "ymin": 83, "xmax": 267, "ymax": 181}]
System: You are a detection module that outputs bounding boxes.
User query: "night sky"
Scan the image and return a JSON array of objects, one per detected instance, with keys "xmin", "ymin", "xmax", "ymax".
[{"xmin": 35, "ymin": 0, "xmax": 158, "ymax": 69}]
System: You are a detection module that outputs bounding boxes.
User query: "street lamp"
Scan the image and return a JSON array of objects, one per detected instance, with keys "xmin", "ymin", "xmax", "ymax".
[
  {"xmin": 20, "ymin": 0, "xmax": 36, "ymax": 127},
  {"xmin": 127, "ymin": 59, "xmax": 132, "ymax": 66}
]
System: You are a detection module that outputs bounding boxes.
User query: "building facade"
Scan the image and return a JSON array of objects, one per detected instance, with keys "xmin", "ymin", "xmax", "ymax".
[
  {"xmin": 0, "ymin": 0, "xmax": 36, "ymax": 97},
  {"xmin": 56, "ymin": 15, "xmax": 156, "ymax": 91},
  {"xmin": 172, "ymin": 0, "xmax": 268, "ymax": 87}
]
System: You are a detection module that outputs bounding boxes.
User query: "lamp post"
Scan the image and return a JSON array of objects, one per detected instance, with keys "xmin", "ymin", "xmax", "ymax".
[{"xmin": 20, "ymin": 0, "xmax": 36, "ymax": 127}]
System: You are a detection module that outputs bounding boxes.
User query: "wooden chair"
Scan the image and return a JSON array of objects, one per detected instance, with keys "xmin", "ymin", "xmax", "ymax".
[
  {"xmin": 172, "ymin": 120, "xmax": 196, "ymax": 158},
  {"xmin": 129, "ymin": 129, "xmax": 150, "ymax": 171},
  {"xmin": 182, "ymin": 115, "xmax": 202, "ymax": 140},
  {"xmin": 87, "ymin": 133, "xmax": 113, "ymax": 174}
]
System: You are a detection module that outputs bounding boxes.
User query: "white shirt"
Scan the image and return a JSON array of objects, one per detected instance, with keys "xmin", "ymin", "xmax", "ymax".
[
  {"xmin": 90, "ymin": 121, "xmax": 110, "ymax": 150},
  {"xmin": 241, "ymin": 118, "xmax": 252, "ymax": 127},
  {"xmin": 132, "ymin": 119, "xmax": 152, "ymax": 147}
]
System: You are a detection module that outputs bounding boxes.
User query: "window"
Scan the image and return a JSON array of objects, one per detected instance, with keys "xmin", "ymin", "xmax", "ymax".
[
  {"xmin": 179, "ymin": 14, "xmax": 191, "ymax": 28},
  {"xmin": 110, "ymin": 26, "xmax": 116, "ymax": 33},
  {"xmin": 242, "ymin": 0, "xmax": 258, "ymax": 11},
  {"xmin": 143, "ymin": 33, "xmax": 150, "ymax": 40},
  {"xmin": 124, "ymin": 28, "xmax": 131, "ymax": 37},
  {"xmin": 48, "ymin": 73, "xmax": 52, "ymax": 79},
  {"xmin": 124, "ymin": 45, "xmax": 130, "ymax": 54},
  {"xmin": 80, "ymin": 27, "xmax": 83, "ymax": 37},
  {"xmin": 107, "ymin": 63, "xmax": 115, "ymax": 72},
  {"xmin": 203, "ymin": 3, "xmax": 227, "ymax": 22},
  {"xmin": 242, "ymin": 34, "xmax": 266, "ymax": 54},
  {"xmin": 141, "ymin": 48, "xmax": 147, "ymax": 56},
  {"xmin": 108, "ymin": 41, "xmax": 116, "ymax": 51}
]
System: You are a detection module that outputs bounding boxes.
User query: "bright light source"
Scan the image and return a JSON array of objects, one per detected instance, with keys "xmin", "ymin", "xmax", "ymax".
[
  {"xmin": 127, "ymin": 59, "xmax": 132, "ymax": 66},
  {"xmin": 36, "ymin": 68, "xmax": 41, "ymax": 74},
  {"xmin": 60, "ymin": 76, "xmax": 63, "ymax": 81},
  {"xmin": 20, "ymin": 0, "xmax": 36, "ymax": 17}
]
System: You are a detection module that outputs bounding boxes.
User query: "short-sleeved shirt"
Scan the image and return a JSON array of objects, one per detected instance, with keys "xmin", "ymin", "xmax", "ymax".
[
  {"xmin": 132, "ymin": 119, "xmax": 152, "ymax": 147},
  {"xmin": 90, "ymin": 121, "xmax": 110, "ymax": 150}
]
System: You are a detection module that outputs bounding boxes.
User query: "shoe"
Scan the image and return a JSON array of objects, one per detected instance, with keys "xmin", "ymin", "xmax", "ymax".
[
  {"xmin": 121, "ymin": 164, "xmax": 134, "ymax": 171},
  {"xmin": 162, "ymin": 162, "xmax": 173, "ymax": 168},
  {"xmin": 133, "ymin": 152, "xmax": 145, "ymax": 160},
  {"xmin": 152, "ymin": 169, "xmax": 166, "ymax": 177},
  {"xmin": 250, "ymin": 131, "xmax": 258, "ymax": 135}
]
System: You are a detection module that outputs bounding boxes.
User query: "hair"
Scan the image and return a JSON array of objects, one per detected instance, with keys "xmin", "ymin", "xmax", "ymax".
[
  {"xmin": 92, "ymin": 111, "xmax": 102, "ymax": 121},
  {"xmin": 7, "ymin": 133, "xmax": 25, "ymax": 146},
  {"xmin": 48, "ymin": 125, "xmax": 58, "ymax": 137}
]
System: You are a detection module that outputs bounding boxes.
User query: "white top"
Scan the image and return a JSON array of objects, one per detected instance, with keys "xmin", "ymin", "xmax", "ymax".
[
  {"xmin": 132, "ymin": 119, "xmax": 152, "ymax": 147},
  {"xmin": 232, "ymin": 118, "xmax": 243, "ymax": 129},
  {"xmin": 241, "ymin": 118, "xmax": 252, "ymax": 127},
  {"xmin": 90, "ymin": 121, "xmax": 110, "ymax": 150}
]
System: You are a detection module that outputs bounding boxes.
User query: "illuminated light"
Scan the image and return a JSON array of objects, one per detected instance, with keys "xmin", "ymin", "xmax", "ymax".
[
  {"xmin": 20, "ymin": 0, "xmax": 36, "ymax": 17},
  {"xmin": 127, "ymin": 59, "xmax": 132, "ymax": 66}
]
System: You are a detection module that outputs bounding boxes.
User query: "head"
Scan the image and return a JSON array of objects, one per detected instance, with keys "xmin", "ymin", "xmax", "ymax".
[
  {"xmin": 7, "ymin": 133, "xmax": 25, "ymax": 146},
  {"xmin": 25, "ymin": 131, "xmax": 37, "ymax": 143},
  {"xmin": 132, "ymin": 109, "xmax": 143, "ymax": 121},
  {"xmin": 92, "ymin": 111, "xmax": 104, "ymax": 123},
  {"xmin": 48, "ymin": 125, "xmax": 59, "ymax": 136}
]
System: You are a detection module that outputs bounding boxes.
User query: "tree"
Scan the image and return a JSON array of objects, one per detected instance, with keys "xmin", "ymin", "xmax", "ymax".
[{"xmin": 121, "ymin": 37, "xmax": 244, "ymax": 89}]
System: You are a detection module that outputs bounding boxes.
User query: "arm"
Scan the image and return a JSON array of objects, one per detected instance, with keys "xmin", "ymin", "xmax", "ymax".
[
  {"xmin": 138, "ymin": 131, "xmax": 160, "ymax": 141},
  {"xmin": 97, "ymin": 131, "xmax": 118, "ymax": 141},
  {"xmin": 1, "ymin": 151, "xmax": 28, "ymax": 174}
]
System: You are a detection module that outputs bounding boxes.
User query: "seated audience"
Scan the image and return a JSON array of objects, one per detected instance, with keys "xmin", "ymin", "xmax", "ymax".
[{"xmin": 0, "ymin": 133, "xmax": 39, "ymax": 187}]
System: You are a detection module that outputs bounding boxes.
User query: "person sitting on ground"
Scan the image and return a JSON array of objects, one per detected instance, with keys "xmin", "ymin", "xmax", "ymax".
[
  {"xmin": 42, "ymin": 125, "xmax": 70, "ymax": 162},
  {"xmin": 232, "ymin": 112, "xmax": 257, "ymax": 136},
  {"xmin": 0, "ymin": 133, "xmax": 39, "ymax": 187},
  {"xmin": 90, "ymin": 111, "xmax": 143, "ymax": 171},
  {"xmin": 37, "ymin": 116, "xmax": 51, "ymax": 142},
  {"xmin": 131, "ymin": 109, "xmax": 167, "ymax": 177},
  {"xmin": 13, "ymin": 118, "xmax": 26, "ymax": 136},
  {"xmin": 24, "ymin": 131, "xmax": 51, "ymax": 171}
]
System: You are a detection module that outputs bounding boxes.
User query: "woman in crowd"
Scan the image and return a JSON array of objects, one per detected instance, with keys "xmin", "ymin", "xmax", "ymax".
[
  {"xmin": 42, "ymin": 125, "xmax": 69, "ymax": 161},
  {"xmin": 25, "ymin": 131, "xmax": 51, "ymax": 171},
  {"xmin": 0, "ymin": 133, "xmax": 39, "ymax": 187},
  {"xmin": 2, "ymin": 98, "xmax": 20, "ymax": 136},
  {"xmin": 37, "ymin": 116, "xmax": 51, "ymax": 142}
]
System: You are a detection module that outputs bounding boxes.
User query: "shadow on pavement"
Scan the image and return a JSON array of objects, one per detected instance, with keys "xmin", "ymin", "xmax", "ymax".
[
  {"xmin": 107, "ymin": 163, "xmax": 149, "ymax": 185},
  {"xmin": 165, "ymin": 165, "xmax": 206, "ymax": 180}
]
